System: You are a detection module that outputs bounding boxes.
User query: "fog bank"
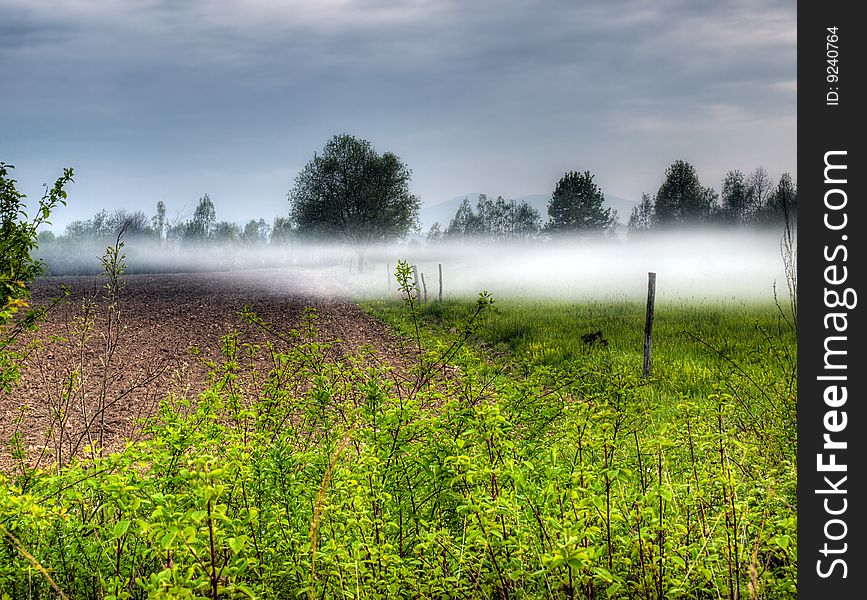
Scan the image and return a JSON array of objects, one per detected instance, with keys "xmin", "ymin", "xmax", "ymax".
[{"xmin": 35, "ymin": 230, "xmax": 792, "ymax": 302}]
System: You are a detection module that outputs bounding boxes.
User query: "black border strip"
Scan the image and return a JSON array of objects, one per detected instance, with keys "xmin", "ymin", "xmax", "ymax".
[{"xmin": 798, "ymin": 2, "xmax": 865, "ymax": 596}]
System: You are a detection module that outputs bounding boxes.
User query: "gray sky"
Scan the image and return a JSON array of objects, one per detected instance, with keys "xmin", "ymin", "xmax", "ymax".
[{"xmin": 2, "ymin": 0, "xmax": 796, "ymax": 231}]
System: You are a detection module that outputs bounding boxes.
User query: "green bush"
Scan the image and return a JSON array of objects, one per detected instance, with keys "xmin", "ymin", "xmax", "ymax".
[{"xmin": 0, "ymin": 162, "xmax": 73, "ymax": 391}]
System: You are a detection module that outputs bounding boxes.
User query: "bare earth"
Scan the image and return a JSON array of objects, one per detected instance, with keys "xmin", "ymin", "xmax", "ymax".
[{"xmin": 1, "ymin": 268, "xmax": 413, "ymax": 471}]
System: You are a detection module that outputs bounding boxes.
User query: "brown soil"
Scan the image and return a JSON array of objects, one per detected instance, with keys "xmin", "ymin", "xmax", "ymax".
[{"xmin": 0, "ymin": 268, "xmax": 415, "ymax": 472}]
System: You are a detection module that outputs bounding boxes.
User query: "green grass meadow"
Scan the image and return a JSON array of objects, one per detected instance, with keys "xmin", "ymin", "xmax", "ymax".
[{"xmin": 365, "ymin": 296, "xmax": 796, "ymax": 424}]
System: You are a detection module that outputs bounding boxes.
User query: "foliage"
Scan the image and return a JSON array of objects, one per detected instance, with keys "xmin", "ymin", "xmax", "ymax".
[
  {"xmin": 209, "ymin": 221, "xmax": 243, "ymax": 244},
  {"xmin": 721, "ymin": 170, "xmax": 752, "ymax": 224},
  {"xmin": 65, "ymin": 210, "xmax": 153, "ymax": 242},
  {"xmin": 546, "ymin": 171, "xmax": 613, "ymax": 234},
  {"xmin": 367, "ymin": 295, "xmax": 798, "ymax": 597},
  {"xmin": 652, "ymin": 161, "xmax": 716, "ymax": 227},
  {"xmin": 0, "ymin": 281, "xmax": 796, "ymax": 597},
  {"xmin": 0, "ymin": 162, "xmax": 73, "ymax": 390},
  {"xmin": 241, "ymin": 219, "xmax": 271, "ymax": 247},
  {"xmin": 271, "ymin": 217, "xmax": 295, "ymax": 246},
  {"xmin": 628, "ymin": 193, "xmax": 654, "ymax": 232},
  {"xmin": 183, "ymin": 194, "xmax": 218, "ymax": 242},
  {"xmin": 444, "ymin": 194, "xmax": 541, "ymax": 241},
  {"xmin": 151, "ymin": 201, "xmax": 167, "ymax": 240},
  {"xmin": 426, "ymin": 222, "xmax": 444, "ymax": 243},
  {"xmin": 289, "ymin": 134, "xmax": 420, "ymax": 248},
  {"xmin": 721, "ymin": 168, "xmax": 790, "ymax": 226},
  {"xmin": 756, "ymin": 173, "xmax": 797, "ymax": 225}
]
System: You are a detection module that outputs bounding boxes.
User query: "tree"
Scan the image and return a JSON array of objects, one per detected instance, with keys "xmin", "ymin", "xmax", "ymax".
[
  {"xmin": 721, "ymin": 170, "xmax": 750, "ymax": 224},
  {"xmin": 242, "ymin": 218, "xmax": 271, "ymax": 246},
  {"xmin": 211, "ymin": 221, "xmax": 242, "ymax": 244},
  {"xmin": 184, "ymin": 194, "xmax": 217, "ymax": 242},
  {"xmin": 289, "ymin": 134, "xmax": 420, "ymax": 270},
  {"xmin": 108, "ymin": 209, "xmax": 153, "ymax": 239},
  {"xmin": 652, "ymin": 160, "xmax": 714, "ymax": 226},
  {"xmin": 445, "ymin": 198, "xmax": 481, "ymax": 239},
  {"xmin": 65, "ymin": 210, "xmax": 113, "ymax": 241},
  {"xmin": 443, "ymin": 195, "xmax": 540, "ymax": 241},
  {"xmin": 511, "ymin": 201, "xmax": 542, "ymax": 239},
  {"xmin": 758, "ymin": 172, "xmax": 797, "ymax": 224},
  {"xmin": 426, "ymin": 222, "xmax": 444, "ymax": 243},
  {"xmin": 546, "ymin": 171, "xmax": 613, "ymax": 234},
  {"xmin": 628, "ymin": 193, "xmax": 654, "ymax": 232},
  {"xmin": 152, "ymin": 201, "xmax": 167, "ymax": 241},
  {"xmin": 271, "ymin": 217, "xmax": 295, "ymax": 246},
  {"xmin": 746, "ymin": 167, "xmax": 774, "ymax": 221}
]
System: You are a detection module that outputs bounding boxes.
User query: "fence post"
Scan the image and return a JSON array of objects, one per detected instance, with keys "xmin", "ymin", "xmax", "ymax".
[
  {"xmin": 643, "ymin": 272, "xmax": 656, "ymax": 377},
  {"xmin": 421, "ymin": 273, "xmax": 428, "ymax": 303},
  {"xmin": 412, "ymin": 265, "xmax": 421, "ymax": 298},
  {"xmin": 438, "ymin": 263, "xmax": 443, "ymax": 302},
  {"xmin": 387, "ymin": 263, "xmax": 391, "ymax": 294}
]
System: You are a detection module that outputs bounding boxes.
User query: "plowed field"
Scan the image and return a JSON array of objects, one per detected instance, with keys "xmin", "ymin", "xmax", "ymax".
[{"xmin": 1, "ymin": 268, "xmax": 412, "ymax": 471}]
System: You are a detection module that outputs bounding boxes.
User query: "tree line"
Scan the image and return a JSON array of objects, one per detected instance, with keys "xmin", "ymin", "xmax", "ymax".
[
  {"xmin": 35, "ymin": 134, "xmax": 797, "ymax": 257},
  {"xmin": 431, "ymin": 163, "xmax": 796, "ymax": 242},
  {"xmin": 40, "ymin": 195, "xmax": 294, "ymax": 249},
  {"xmin": 627, "ymin": 161, "xmax": 796, "ymax": 232}
]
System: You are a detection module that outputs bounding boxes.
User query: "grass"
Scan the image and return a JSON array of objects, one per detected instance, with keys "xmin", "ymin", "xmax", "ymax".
[{"xmin": 363, "ymin": 296, "xmax": 797, "ymax": 431}]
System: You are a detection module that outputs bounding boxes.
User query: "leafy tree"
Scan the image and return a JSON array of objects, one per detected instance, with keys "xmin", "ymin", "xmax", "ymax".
[
  {"xmin": 511, "ymin": 201, "xmax": 542, "ymax": 238},
  {"xmin": 271, "ymin": 217, "xmax": 295, "ymax": 246},
  {"xmin": 37, "ymin": 230, "xmax": 57, "ymax": 245},
  {"xmin": 65, "ymin": 210, "xmax": 113, "ymax": 241},
  {"xmin": 481, "ymin": 195, "xmax": 541, "ymax": 239},
  {"xmin": 652, "ymin": 160, "xmax": 715, "ymax": 226},
  {"xmin": 653, "ymin": 160, "xmax": 714, "ymax": 226},
  {"xmin": 444, "ymin": 195, "xmax": 540, "ymax": 241},
  {"xmin": 445, "ymin": 198, "xmax": 481, "ymax": 238},
  {"xmin": 211, "ymin": 221, "xmax": 242, "ymax": 244},
  {"xmin": 152, "ymin": 201, "xmax": 167, "ymax": 240},
  {"xmin": 703, "ymin": 186, "xmax": 722, "ymax": 221},
  {"xmin": 289, "ymin": 135, "xmax": 420, "ymax": 270},
  {"xmin": 628, "ymin": 193, "xmax": 654, "ymax": 232},
  {"xmin": 426, "ymin": 222, "xmax": 444, "ymax": 243},
  {"xmin": 1, "ymin": 162, "xmax": 73, "ymax": 388},
  {"xmin": 242, "ymin": 218, "xmax": 271, "ymax": 246},
  {"xmin": 64, "ymin": 209, "xmax": 152, "ymax": 242},
  {"xmin": 721, "ymin": 170, "xmax": 750, "ymax": 224},
  {"xmin": 182, "ymin": 194, "xmax": 217, "ymax": 242},
  {"xmin": 758, "ymin": 172, "xmax": 797, "ymax": 224},
  {"xmin": 546, "ymin": 171, "xmax": 613, "ymax": 234}
]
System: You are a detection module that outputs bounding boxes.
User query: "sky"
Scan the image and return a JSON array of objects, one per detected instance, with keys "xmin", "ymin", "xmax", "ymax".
[{"xmin": 2, "ymin": 0, "xmax": 796, "ymax": 232}]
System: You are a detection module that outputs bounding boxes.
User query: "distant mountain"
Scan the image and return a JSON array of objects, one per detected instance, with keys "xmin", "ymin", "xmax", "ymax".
[{"xmin": 419, "ymin": 193, "xmax": 637, "ymax": 231}]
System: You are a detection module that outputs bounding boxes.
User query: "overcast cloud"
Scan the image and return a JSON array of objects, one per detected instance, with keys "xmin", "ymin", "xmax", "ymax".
[{"xmin": 1, "ymin": 0, "xmax": 796, "ymax": 230}]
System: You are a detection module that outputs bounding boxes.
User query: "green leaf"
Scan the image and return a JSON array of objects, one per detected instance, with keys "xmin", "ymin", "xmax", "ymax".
[
  {"xmin": 111, "ymin": 519, "xmax": 130, "ymax": 539},
  {"xmin": 160, "ymin": 529, "xmax": 177, "ymax": 550}
]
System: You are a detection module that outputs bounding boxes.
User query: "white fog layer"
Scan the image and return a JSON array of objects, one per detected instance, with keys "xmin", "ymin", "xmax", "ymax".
[{"xmin": 35, "ymin": 230, "xmax": 791, "ymax": 302}]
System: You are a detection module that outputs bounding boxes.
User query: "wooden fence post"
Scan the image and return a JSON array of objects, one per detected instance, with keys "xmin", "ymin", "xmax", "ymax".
[
  {"xmin": 412, "ymin": 265, "xmax": 421, "ymax": 298},
  {"xmin": 438, "ymin": 263, "xmax": 443, "ymax": 302},
  {"xmin": 387, "ymin": 263, "xmax": 391, "ymax": 294},
  {"xmin": 421, "ymin": 273, "xmax": 428, "ymax": 303},
  {"xmin": 643, "ymin": 272, "xmax": 656, "ymax": 377}
]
